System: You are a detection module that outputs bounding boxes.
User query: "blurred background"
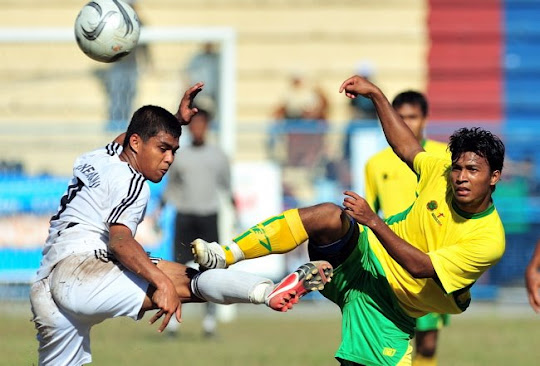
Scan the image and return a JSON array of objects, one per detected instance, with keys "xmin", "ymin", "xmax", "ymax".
[{"xmin": 1, "ymin": 0, "xmax": 540, "ymax": 365}]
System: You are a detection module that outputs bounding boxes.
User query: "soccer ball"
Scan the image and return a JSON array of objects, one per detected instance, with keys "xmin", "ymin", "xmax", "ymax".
[{"xmin": 74, "ymin": 0, "xmax": 141, "ymax": 63}]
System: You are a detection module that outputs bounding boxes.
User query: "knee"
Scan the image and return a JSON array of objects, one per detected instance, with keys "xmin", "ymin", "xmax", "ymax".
[{"xmin": 300, "ymin": 203, "xmax": 347, "ymax": 243}]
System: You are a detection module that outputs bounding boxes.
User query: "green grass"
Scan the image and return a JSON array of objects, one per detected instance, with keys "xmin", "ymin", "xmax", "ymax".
[{"xmin": 3, "ymin": 301, "xmax": 540, "ymax": 366}]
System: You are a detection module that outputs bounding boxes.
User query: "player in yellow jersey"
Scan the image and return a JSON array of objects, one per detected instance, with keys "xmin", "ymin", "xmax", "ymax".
[
  {"xmin": 192, "ymin": 75, "xmax": 506, "ymax": 366},
  {"xmin": 364, "ymin": 91, "xmax": 450, "ymax": 366}
]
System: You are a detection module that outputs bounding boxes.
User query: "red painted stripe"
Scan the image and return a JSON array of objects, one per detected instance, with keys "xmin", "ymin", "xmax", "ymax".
[{"xmin": 428, "ymin": 0, "xmax": 503, "ymax": 121}]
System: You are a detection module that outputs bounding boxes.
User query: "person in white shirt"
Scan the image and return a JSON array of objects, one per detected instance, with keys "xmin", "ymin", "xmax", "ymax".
[{"xmin": 30, "ymin": 83, "xmax": 333, "ymax": 366}]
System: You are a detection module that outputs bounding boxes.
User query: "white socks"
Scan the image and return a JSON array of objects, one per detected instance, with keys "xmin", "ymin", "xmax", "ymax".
[
  {"xmin": 250, "ymin": 282, "xmax": 273, "ymax": 304},
  {"xmin": 191, "ymin": 269, "xmax": 273, "ymax": 305}
]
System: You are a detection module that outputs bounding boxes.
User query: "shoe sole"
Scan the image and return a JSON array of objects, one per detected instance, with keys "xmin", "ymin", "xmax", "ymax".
[{"xmin": 267, "ymin": 260, "xmax": 333, "ymax": 312}]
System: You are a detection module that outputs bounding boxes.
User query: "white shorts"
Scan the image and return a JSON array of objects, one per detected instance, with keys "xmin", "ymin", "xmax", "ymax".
[{"xmin": 30, "ymin": 253, "xmax": 151, "ymax": 366}]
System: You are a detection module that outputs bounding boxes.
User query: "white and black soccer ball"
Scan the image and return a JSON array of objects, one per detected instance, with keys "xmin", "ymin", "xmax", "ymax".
[{"xmin": 74, "ymin": 0, "xmax": 141, "ymax": 63}]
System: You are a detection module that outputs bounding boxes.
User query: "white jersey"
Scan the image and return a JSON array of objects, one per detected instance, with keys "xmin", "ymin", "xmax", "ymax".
[{"xmin": 36, "ymin": 142, "xmax": 150, "ymax": 280}]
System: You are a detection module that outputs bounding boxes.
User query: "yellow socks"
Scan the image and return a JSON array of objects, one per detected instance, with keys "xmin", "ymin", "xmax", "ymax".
[
  {"xmin": 223, "ymin": 209, "xmax": 308, "ymax": 265},
  {"xmin": 412, "ymin": 354, "xmax": 437, "ymax": 366}
]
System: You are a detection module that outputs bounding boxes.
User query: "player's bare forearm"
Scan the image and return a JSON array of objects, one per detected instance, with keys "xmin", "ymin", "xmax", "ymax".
[
  {"xmin": 368, "ymin": 218, "xmax": 435, "ymax": 278},
  {"xmin": 342, "ymin": 190, "xmax": 434, "ymax": 278},
  {"xmin": 109, "ymin": 226, "xmax": 170, "ymax": 288},
  {"xmin": 339, "ymin": 75, "xmax": 423, "ymax": 169},
  {"xmin": 109, "ymin": 224, "xmax": 180, "ymax": 330}
]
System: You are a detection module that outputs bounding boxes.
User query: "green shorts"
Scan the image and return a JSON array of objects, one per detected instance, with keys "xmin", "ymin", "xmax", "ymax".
[
  {"xmin": 415, "ymin": 313, "xmax": 450, "ymax": 332},
  {"xmin": 318, "ymin": 227, "xmax": 416, "ymax": 366}
]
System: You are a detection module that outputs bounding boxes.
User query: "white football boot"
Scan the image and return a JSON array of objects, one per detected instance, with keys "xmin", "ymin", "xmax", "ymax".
[{"xmin": 191, "ymin": 238, "xmax": 228, "ymax": 269}]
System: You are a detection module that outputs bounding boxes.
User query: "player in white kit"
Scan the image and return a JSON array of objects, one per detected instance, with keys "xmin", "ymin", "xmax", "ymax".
[{"xmin": 30, "ymin": 83, "xmax": 333, "ymax": 366}]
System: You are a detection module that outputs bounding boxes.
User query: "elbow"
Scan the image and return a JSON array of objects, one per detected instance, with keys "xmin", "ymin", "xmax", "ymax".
[
  {"xmin": 108, "ymin": 241, "xmax": 119, "ymax": 256},
  {"xmin": 108, "ymin": 237, "xmax": 122, "ymax": 256},
  {"xmin": 407, "ymin": 263, "xmax": 435, "ymax": 279},
  {"xmin": 409, "ymin": 268, "xmax": 432, "ymax": 279}
]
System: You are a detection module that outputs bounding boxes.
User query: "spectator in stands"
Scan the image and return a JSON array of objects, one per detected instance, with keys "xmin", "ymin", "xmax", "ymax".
[
  {"xmin": 348, "ymin": 60, "xmax": 377, "ymax": 121},
  {"xmin": 270, "ymin": 71, "xmax": 328, "ymax": 169},
  {"xmin": 185, "ymin": 42, "xmax": 221, "ymax": 119},
  {"xmin": 159, "ymin": 107, "xmax": 235, "ymax": 338},
  {"xmin": 333, "ymin": 60, "xmax": 379, "ymax": 190},
  {"xmin": 526, "ymin": 238, "xmax": 540, "ymax": 313},
  {"xmin": 100, "ymin": 2, "xmax": 151, "ymax": 132},
  {"xmin": 343, "ymin": 60, "xmax": 378, "ymax": 161}
]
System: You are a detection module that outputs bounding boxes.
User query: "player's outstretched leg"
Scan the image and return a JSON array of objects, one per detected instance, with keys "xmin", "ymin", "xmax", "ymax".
[
  {"xmin": 189, "ymin": 261, "xmax": 332, "ymax": 312},
  {"xmin": 192, "ymin": 209, "xmax": 311, "ymax": 269},
  {"xmin": 265, "ymin": 261, "xmax": 333, "ymax": 312},
  {"xmin": 192, "ymin": 206, "xmax": 346, "ymax": 270}
]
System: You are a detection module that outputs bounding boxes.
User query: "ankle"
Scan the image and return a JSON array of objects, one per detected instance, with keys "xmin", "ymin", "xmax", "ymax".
[
  {"xmin": 249, "ymin": 281, "xmax": 273, "ymax": 305},
  {"xmin": 223, "ymin": 241, "xmax": 245, "ymax": 265}
]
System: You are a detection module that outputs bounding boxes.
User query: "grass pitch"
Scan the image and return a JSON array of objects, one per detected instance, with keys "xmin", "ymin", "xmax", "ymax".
[{"xmin": 2, "ymin": 301, "xmax": 540, "ymax": 366}]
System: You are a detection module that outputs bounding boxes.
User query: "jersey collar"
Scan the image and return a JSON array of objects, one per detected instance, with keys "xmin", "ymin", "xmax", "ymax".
[
  {"xmin": 127, "ymin": 164, "xmax": 146, "ymax": 181},
  {"xmin": 451, "ymin": 199, "xmax": 495, "ymax": 219}
]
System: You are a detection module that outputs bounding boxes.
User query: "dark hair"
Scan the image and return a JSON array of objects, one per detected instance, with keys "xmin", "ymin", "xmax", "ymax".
[
  {"xmin": 123, "ymin": 105, "xmax": 182, "ymax": 149},
  {"xmin": 392, "ymin": 91, "xmax": 429, "ymax": 117},
  {"xmin": 448, "ymin": 127, "xmax": 505, "ymax": 173}
]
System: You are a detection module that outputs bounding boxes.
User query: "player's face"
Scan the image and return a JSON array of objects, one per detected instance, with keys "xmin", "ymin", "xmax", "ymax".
[
  {"xmin": 450, "ymin": 152, "xmax": 501, "ymax": 212},
  {"xmin": 137, "ymin": 131, "xmax": 179, "ymax": 183},
  {"xmin": 395, "ymin": 103, "xmax": 426, "ymax": 141}
]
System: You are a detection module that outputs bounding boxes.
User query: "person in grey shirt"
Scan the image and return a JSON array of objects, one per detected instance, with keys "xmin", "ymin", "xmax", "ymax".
[
  {"xmin": 185, "ymin": 43, "xmax": 220, "ymax": 117},
  {"xmin": 161, "ymin": 108, "xmax": 234, "ymax": 337}
]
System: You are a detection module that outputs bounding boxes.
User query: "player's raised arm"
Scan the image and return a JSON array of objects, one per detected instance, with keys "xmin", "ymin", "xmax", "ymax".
[
  {"xmin": 110, "ymin": 82, "xmax": 203, "ymax": 145},
  {"xmin": 339, "ymin": 75, "xmax": 424, "ymax": 169}
]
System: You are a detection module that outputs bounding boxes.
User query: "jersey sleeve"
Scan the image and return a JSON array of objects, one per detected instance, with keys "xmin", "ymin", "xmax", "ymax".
[
  {"xmin": 413, "ymin": 152, "xmax": 449, "ymax": 193},
  {"xmin": 364, "ymin": 158, "xmax": 379, "ymax": 213},
  {"xmin": 105, "ymin": 142, "xmax": 123, "ymax": 156},
  {"xmin": 413, "ymin": 151, "xmax": 438, "ymax": 176},
  {"xmin": 106, "ymin": 169, "xmax": 149, "ymax": 236},
  {"xmin": 427, "ymin": 233, "xmax": 505, "ymax": 294}
]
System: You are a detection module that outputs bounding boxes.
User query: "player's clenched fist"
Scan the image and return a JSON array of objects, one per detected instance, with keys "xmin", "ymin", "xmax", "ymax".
[{"xmin": 339, "ymin": 75, "xmax": 379, "ymax": 99}]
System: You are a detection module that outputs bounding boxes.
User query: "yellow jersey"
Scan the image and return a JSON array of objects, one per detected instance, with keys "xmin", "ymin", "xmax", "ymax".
[
  {"xmin": 365, "ymin": 139, "xmax": 449, "ymax": 217},
  {"xmin": 367, "ymin": 152, "xmax": 506, "ymax": 317}
]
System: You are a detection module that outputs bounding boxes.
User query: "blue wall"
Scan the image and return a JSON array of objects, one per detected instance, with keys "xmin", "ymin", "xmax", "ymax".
[{"xmin": 504, "ymin": 0, "xmax": 540, "ymax": 121}]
